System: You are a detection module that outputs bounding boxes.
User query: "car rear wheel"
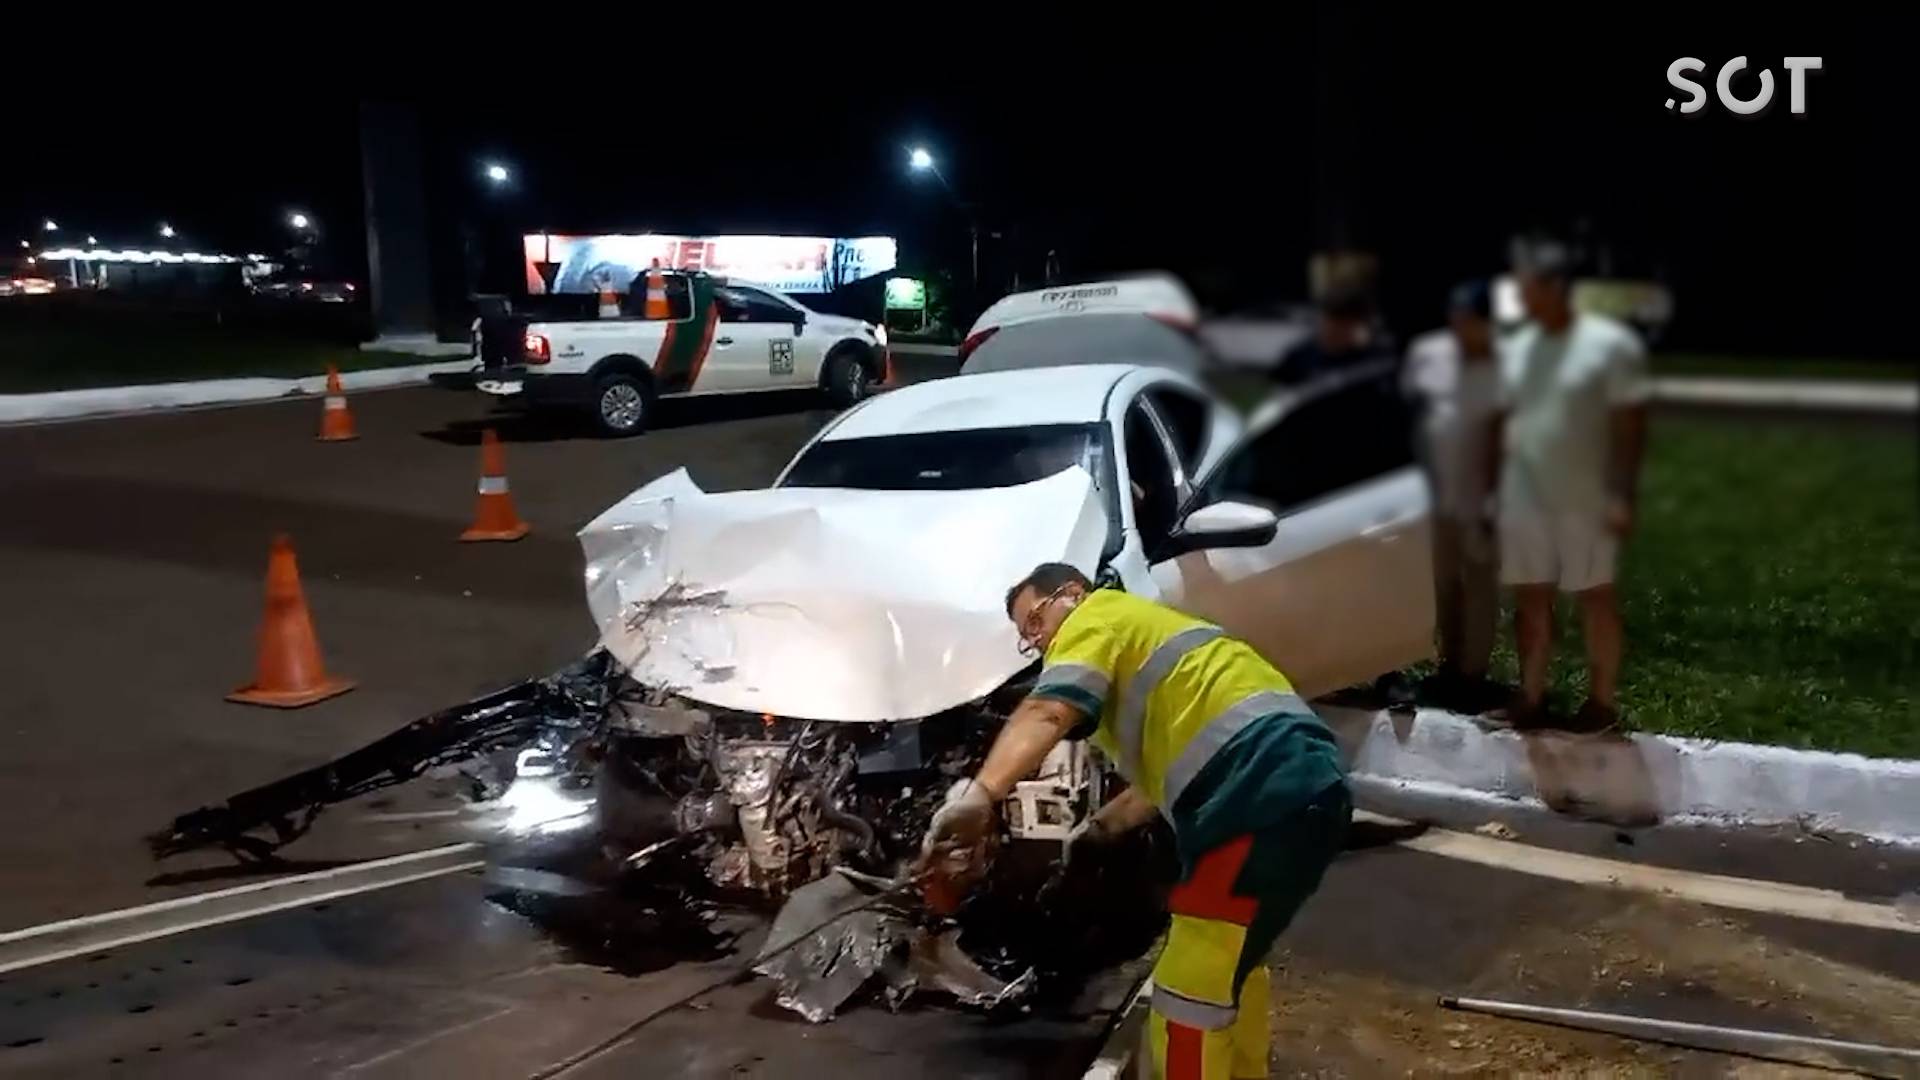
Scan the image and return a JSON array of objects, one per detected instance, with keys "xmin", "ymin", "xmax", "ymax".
[
  {"xmin": 822, "ymin": 345, "xmax": 874, "ymax": 408},
  {"xmin": 591, "ymin": 373, "xmax": 653, "ymax": 437}
]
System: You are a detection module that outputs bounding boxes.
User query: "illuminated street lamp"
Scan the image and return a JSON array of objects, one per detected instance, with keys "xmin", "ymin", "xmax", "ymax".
[
  {"xmin": 159, "ymin": 222, "xmax": 177, "ymax": 240},
  {"xmin": 484, "ymin": 162, "xmax": 511, "ymax": 184},
  {"xmin": 43, "ymin": 219, "xmax": 59, "ymax": 232},
  {"xmin": 289, "ymin": 212, "xmax": 311, "ymax": 231},
  {"xmin": 906, "ymin": 145, "xmax": 977, "ymax": 289},
  {"xmin": 16, "ymin": 240, "xmax": 27, "ymax": 249}
]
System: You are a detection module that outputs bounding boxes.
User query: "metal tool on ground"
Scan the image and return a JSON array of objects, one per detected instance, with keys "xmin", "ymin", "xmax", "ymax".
[
  {"xmin": 226, "ymin": 534, "xmax": 356, "ymax": 709},
  {"xmin": 316, "ymin": 365, "xmax": 358, "ymax": 442},
  {"xmin": 1440, "ymin": 994, "xmax": 1920, "ymax": 1077},
  {"xmin": 460, "ymin": 428, "xmax": 531, "ymax": 542}
]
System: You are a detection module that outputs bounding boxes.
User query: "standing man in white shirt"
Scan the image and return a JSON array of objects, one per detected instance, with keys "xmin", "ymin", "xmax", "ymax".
[
  {"xmin": 1496, "ymin": 240, "xmax": 1650, "ymax": 732},
  {"xmin": 1404, "ymin": 280, "xmax": 1503, "ymax": 712}
]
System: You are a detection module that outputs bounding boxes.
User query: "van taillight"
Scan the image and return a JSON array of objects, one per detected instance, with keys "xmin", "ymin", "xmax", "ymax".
[
  {"xmin": 524, "ymin": 332, "xmax": 551, "ymax": 364},
  {"xmin": 958, "ymin": 326, "xmax": 999, "ymax": 360}
]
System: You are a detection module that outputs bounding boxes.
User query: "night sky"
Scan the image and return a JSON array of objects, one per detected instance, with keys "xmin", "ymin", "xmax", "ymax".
[{"xmin": 5, "ymin": 12, "xmax": 1908, "ymax": 357}]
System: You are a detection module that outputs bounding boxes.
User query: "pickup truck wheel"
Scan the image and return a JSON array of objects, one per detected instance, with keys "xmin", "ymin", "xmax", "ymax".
[
  {"xmin": 591, "ymin": 373, "xmax": 652, "ymax": 437},
  {"xmin": 822, "ymin": 346, "xmax": 873, "ymax": 408}
]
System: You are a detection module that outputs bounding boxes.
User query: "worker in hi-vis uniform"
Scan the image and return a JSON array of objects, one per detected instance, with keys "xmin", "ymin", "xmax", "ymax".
[{"xmin": 920, "ymin": 562, "xmax": 1350, "ymax": 1080}]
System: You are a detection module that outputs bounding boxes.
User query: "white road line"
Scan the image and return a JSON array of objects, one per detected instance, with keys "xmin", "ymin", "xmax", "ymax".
[
  {"xmin": 1356, "ymin": 811, "xmax": 1919, "ymax": 935},
  {"xmin": 357, "ymin": 808, "xmax": 469, "ymax": 823},
  {"xmin": 0, "ymin": 842, "xmax": 485, "ymax": 976}
]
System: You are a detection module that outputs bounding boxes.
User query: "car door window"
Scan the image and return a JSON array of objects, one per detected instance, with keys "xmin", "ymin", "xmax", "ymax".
[
  {"xmin": 1204, "ymin": 368, "xmax": 1414, "ymax": 514},
  {"xmin": 1124, "ymin": 402, "xmax": 1182, "ymax": 551},
  {"xmin": 1146, "ymin": 387, "xmax": 1209, "ymax": 473},
  {"xmin": 715, "ymin": 285, "xmax": 798, "ymax": 324}
]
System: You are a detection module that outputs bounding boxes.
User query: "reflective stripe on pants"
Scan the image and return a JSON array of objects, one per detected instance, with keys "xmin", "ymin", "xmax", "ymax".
[
  {"xmin": 1144, "ymin": 836, "xmax": 1268, "ymax": 1079},
  {"xmin": 1141, "ymin": 785, "xmax": 1351, "ymax": 1080}
]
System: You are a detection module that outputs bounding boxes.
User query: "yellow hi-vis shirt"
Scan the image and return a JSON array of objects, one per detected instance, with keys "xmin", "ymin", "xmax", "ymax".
[{"xmin": 1031, "ymin": 589, "xmax": 1344, "ymax": 860}]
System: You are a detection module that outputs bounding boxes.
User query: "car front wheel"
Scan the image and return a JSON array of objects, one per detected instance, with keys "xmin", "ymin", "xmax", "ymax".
[{"xmin": 822, "ymin": 346, "xmax": 874, "ymax": 408}]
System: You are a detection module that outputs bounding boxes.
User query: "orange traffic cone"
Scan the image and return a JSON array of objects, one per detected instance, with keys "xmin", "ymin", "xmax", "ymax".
[
  {"xmin": 643, "ymin": 268, "xmax": 669, "ymax": 319},
  {"xmin": 598, "ymin": 281, "xmax": 621, "ymax": 319},
  {"xmin": 317, "ymin": 366, "xmax": 358, "ymax": 442},
  {"xmin": 460, "ymin": 428, "xmax": 530, "ymax": 542},
  {"xmin": 228, "ymin": 534, "xmax": 356, "ymax": 708}
]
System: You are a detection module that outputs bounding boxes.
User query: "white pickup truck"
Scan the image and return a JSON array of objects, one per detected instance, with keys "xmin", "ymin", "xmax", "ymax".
[{"xmin": 474, "ymin": 271, "xmax": 888, "ymax": 436}]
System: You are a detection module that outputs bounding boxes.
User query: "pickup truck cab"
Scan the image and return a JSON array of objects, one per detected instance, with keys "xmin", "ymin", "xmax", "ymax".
[{"xmin": 475, "ymin": 271, "xmax": 888, "ymax": 436}]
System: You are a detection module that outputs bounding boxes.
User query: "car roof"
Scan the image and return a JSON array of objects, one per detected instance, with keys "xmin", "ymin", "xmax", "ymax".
[
  {"xmin": 966, "ymin": 274, "xmax": 1197, "ymax": 338},
  {"xmin": 822, "ymin": 364, "xmax": 1154, "ymax": 440}
]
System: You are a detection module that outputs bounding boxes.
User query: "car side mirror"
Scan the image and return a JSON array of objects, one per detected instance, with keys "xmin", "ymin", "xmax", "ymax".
[
  {"xmin": 791, "ymin": 313, "xmax": 807, "ymax": 334},
  {"xmin": 1160, "ymin": 500, "xmax": 1278, "ymax": 558}
]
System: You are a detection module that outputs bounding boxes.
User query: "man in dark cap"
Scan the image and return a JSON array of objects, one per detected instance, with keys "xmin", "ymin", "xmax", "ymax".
[
  {"xmin": 1272, "ymin": 283, "xmax": 1392, "ymax": 386},
  {"xmin": 1405, "ymin": 280, "xmax": 1503, "ymax": 711}
]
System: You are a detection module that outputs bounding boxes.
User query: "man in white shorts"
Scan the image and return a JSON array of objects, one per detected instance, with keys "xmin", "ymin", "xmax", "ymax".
[{"xmin": 1495, "ymin": 240, "xmax": 1649, "ymax": 731}]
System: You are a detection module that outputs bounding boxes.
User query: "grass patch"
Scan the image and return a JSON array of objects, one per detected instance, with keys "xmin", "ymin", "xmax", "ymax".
[
  {"xmin": 1652, "ymin": 353, "xmax": 1915, "ymax": 382},
  {"xmin": 1486, "ymin": 414, "xmax": 1918, "ymax": 758},
  {"xmin": 0, "ymin": 324, "xmax": 426, "ymax": 393}
]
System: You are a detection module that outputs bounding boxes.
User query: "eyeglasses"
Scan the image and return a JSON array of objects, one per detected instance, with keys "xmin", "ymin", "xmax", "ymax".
[{"xmin": 1015, "ymin": 585, "xmax": 1073, "ymax": 657}]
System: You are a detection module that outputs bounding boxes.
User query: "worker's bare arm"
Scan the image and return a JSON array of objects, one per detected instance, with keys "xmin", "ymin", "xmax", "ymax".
[
  {"xmin": 1092, "ymin": 785, "xmax": 1159, "ymax": 834},
  {"xmin": 974, "ymin": 697, "xmax": 1085, "ymax": 800}
]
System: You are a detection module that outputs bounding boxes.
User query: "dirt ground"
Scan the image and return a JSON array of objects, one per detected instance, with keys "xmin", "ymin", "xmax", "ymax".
[{"xmin": 1269, "ymin": 845, "xmax": 1920, "ymax": 1078}]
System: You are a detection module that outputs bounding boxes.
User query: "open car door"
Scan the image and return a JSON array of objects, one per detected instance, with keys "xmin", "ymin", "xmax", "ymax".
[{"xmin": 1146, "ymin": 364, "xmax": 1435, "ymax": 699}]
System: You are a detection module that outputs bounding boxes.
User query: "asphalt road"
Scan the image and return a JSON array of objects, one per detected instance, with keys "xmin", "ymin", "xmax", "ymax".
[
  {"xmin": 3, "ymin": 360, "xmax": 1918, "ymax": 1076},
  {"xmin": 2, "ymin": 821, "xmax": 1915, "ymax": 1077}
]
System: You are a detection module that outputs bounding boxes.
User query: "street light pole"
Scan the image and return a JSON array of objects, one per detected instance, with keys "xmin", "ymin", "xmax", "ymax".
[{"xmin": 908, "ymin": 148, "xmax": 979, "ymax": 292}]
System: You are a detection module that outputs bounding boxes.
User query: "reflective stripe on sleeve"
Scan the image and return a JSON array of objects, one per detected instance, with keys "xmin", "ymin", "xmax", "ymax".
[
  {"xmin": 1162, "ymin": 689, "xmax": 1310, "ymax": 810},
  {"xmin": 1114, "ymin": 625, "xmax": 1222, "ymax": 780},
  {"xmin": 1035, "ymin": 662, "xmax": 1110, "ymax": 704},
  {"xmin": 1151, "ymin": 984, "xmax": 1238, "ymax": 1031}
]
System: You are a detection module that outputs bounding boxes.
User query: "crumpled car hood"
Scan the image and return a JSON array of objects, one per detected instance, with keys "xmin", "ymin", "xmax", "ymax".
[{"xmin": 578, "ymin": 466, "xmax": 1109, "ymax": 721}]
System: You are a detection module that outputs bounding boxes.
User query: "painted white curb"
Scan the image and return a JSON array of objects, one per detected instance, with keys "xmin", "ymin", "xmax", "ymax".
[
  {"xmin": 1322, "ymin": 706, "xmax": 1920, "ymax": 844},
  {"xmin": 0, "ymin": 360, "xmax": 476, "ymax": 426},
  {"xmin": 1654, "ymin": 376, "xmax": 1917, "ymax": 413}
]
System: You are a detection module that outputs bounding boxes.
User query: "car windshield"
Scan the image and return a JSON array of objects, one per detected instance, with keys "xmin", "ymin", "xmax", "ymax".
[{"xmin": 781, "ymin": 424, "xmax": 1104, "ymax": 491}]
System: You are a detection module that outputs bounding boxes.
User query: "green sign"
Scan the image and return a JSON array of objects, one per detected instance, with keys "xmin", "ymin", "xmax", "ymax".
[{"xmin": 885, "ymin": 277, "xmax": 926, "ymax": 310}]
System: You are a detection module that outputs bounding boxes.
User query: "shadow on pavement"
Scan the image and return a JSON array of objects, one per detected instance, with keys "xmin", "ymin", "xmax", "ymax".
[{"xmin": 1344, "ymin": 817, "xmax": 1431, "ymax": 852}]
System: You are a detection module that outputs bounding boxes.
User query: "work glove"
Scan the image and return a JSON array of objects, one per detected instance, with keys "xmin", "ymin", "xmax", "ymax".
[
  {"xmin": 918, "ymin": 779, "xmax": 997, "ymax": 913},
  {"xmin": 922, "ymin": 779, "xmax": 996, "ymax": 855}
]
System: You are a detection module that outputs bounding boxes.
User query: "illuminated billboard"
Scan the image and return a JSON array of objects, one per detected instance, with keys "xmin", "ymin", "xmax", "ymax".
[{"xmin": 523, "ymin": 234, "xmax": 897, "ymax": 296}]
